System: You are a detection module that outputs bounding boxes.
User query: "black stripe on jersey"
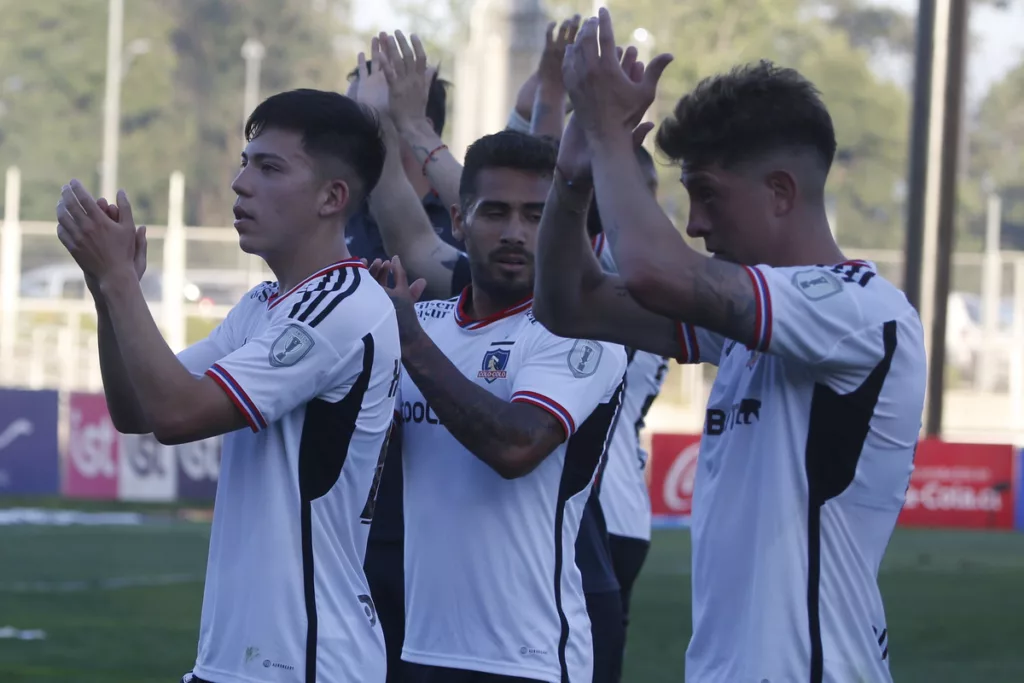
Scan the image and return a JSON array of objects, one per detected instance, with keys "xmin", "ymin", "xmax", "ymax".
[
  {"xmin": 308, "ymin": 268, "xmax": 362, "ymax": 328},
  {"xmin": 804, "ymin": 320, "xmax": 896, "ymax": 683},
  {"xmin": 297, "ymin": 332, "xmax": 376, "ymax": 683},
  {"xmin": 289, "ymin": 268, "xmax": 352, "ymax": 324},
  {"xmin": 289, "ymin": 269, "xmax": 343, "ymax": 320},
  {"xmin": 553, "ymin": 381, "xmax": 623, "ymax": 682}
]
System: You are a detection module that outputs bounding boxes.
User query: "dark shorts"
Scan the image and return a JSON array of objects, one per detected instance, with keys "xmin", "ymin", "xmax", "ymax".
[
  {"xmin": 403, "ymin": 662, "xmax": 544, "ymax": 683},
  {"xmin": 607, "ymin": 534, "xmax": 651, "ymax": 629},
  {"xmin": 585, "ymin": 589, "xmax": 625, "ymax": 683},
  {"xmin": 364, "ymin": 539, "xmax": 406, "ymax": 683}
]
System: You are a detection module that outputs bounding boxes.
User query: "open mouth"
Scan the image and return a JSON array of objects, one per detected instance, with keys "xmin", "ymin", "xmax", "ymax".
[{"xmin": 233, "ymin": 206, "xmax": 254, "ymax": 221}]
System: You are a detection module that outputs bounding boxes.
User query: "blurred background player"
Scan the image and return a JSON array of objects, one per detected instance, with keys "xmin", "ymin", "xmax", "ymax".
[
  {"xmin": 535, "ymin": 11, "xmax": 927, "ymax": 683},
  {"xmin": 56, "ymin": 89, "xmax": 401, "ymax": 683},
  {"xmin": 374, "ymin": 125, "xmax": 626, "ymax": 683}
]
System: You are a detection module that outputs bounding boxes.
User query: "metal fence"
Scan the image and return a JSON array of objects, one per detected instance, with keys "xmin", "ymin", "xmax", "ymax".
[{"xmin": 3, "ymin": 167, "xmax": 1024, "ymax": 441}]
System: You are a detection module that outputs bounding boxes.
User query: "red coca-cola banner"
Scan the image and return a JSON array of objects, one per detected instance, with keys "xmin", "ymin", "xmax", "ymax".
[
  {"xmin": 649, "ymin": 433, "xmax": 1018, "ymax": 530},
  {"xmin": 649, "ymin": 433, "xmax": 701, "ymax": 518},
  {"xmin": 898, "ymin": 439, "xmax": 1016, "ymax": 530}
]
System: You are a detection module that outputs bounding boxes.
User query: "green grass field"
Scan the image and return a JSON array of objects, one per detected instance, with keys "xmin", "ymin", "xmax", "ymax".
[{"xmin": 1, "ymin": 499, "xmax": 1022, "ymax": 682}]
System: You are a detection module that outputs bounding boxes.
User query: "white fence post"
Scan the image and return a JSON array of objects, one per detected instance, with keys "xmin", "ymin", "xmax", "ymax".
[
  {"xmin": 162, "ymin": 171, "xmax": 187, "ymax": 352},
  {"xmin": 978, "ymin": 192, "xmax": 1002, "ymax": 391},
  {"xmin": 0, "ymin": 167, "xmax": 22, "ymax": 384}
]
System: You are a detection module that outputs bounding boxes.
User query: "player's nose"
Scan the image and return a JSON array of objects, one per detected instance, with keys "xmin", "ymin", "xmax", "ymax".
[{"xmin": 230, "ymin": 167, "xmax": 253, "ymax": 198}]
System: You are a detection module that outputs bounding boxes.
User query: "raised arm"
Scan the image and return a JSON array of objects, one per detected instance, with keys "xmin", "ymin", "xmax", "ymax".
[
  {"xmin": 565, "ymin": 10, "xmax": 758, "ymax": 347},
  {"xmin": 355, "ymin": 43, "xmax": 462, "ymax": 300},
  {"xmin": 57, "ymin": 185, "xmax": 248, "ymax": 444},
  {"xmin": 533, "ymin": 117, "xmax": 681, "ymax": 360},
  {"xmin": 379, "ymin": 31, "xmax": 463, "ymax": 211},
  {"xmin": 530, "ymin": 16, "xmax": 579, "ymax": 140}
]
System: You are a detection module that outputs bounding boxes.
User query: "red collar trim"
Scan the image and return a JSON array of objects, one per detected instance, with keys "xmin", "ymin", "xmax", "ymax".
[
  {"xmin": 267, "ymin": 258, "xmax": 366, "ymax": 309},
  {"xmin": 454, "ymin": 287, "xmax": 533, "ymax": 329},
  {"xmin": 591, "ymin": 233, "xmax": 606, "ymax": 257}
]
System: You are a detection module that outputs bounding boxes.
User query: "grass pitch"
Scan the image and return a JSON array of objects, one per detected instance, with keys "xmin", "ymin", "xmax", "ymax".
[{"xmin": 0, "ymin": 498, "xmax": 1022, "ymax": 682}]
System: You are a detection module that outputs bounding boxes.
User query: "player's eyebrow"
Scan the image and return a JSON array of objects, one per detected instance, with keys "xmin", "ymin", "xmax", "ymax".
[{"xmin": 240, "ymin": 151, "xmax": 290, "ymax": 166}]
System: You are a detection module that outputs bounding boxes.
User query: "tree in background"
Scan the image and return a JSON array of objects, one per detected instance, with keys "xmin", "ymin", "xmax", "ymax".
[{"xmin": 0, "ymin": 0, "xmax": 352, "ymax": 227}]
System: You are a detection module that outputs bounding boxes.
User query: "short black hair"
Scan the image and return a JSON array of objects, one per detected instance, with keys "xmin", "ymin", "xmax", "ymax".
[
  {"xmin": 656, "ymin": 60, "xmax": 837, "ymax": 172},
  {"xmin": 245, "ymin": 88, "xmax": 386, "ymax": 210},
  {"xmin": 459, "ymin": 130, "xmax": 558, "ymax": 209},
  {"xmin": 347, "ymin": 61, "xmax": 449, "ymax": 136}
]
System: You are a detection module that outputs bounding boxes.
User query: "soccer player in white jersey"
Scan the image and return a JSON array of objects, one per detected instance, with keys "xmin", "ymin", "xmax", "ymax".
[
  {"xmin": 371, "ymin": 130, "xmax": 627, "ymax": 683},
  {"xmin": 55, "ymin": 89, "xmax": 400, "ymax": 683},
  {"xmin": 535, "ymin": 11, "xmax": 927, "ymax": 683}
]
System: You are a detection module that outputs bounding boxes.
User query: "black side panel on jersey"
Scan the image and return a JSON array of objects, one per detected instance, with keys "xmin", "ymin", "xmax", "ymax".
[
  {"xmin": 803, "ymin": 320, "xmax": 897, "ymax": 683},
  {"xmin": 553, "ymin": 382, "xmax": 623, "ymax": 682},
  {"xmin": 297, "ymin": 333, "xmax": 375, "ymax": 683}
]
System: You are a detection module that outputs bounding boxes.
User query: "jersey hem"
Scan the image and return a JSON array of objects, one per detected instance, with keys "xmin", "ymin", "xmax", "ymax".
[
  {"xmin": 401, "ymin": 649, "xmax": 559, "ymax": 683},
  {"xmin": 193, "ymin": 664, "xmax": 299, "ymax": 683}
]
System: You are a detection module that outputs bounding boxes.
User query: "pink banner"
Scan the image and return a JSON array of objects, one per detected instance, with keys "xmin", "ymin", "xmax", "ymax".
[{"xmin": 64, "ymin": 393, "xmax": 119, "ymax": 499}]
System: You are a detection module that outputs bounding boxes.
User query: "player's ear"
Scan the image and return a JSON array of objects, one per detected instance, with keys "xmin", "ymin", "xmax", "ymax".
[
  {"xmin": 765, "ymin": 169, "xmax": 797, "ymax": 217},
  {"xmin": 320, "ymin": 178, "xmax": 351, "ymax": 219},
  {"xmin": 450, "ymin": 203, "xmax": 466, "ymax": 241}
]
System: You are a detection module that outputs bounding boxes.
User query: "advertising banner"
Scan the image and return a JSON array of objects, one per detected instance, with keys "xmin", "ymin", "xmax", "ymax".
[
  {"xmin": 175, "ymin": 436, "xmax": 222, "ymax": 501},
  {"xmin": 898, "ymin": 439, "xmax": 1016, "ymax": 530},
  {"xmin": 0, "ymin": 389, "xmax": 59, "ymax": 494},
  {"xmin": 65, "ymin": 393, "xmax": 119, "ymax": 499},
  {"xmin": 649, "ymin": 433, "xmax": 701, "ymax": 521},
  {"xmin": 118, "ymin": 433, "xmax": 177, "ymax": 502}
]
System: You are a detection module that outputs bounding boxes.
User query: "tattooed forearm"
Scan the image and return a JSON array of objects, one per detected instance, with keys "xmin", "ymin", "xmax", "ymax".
[
  {"xmin": 400, "ymin": 331, "xmax": 564, "ymax": 478},
  {"xmin": 686, "ymin": 257, "xmax": 758, "ymax": 346}
]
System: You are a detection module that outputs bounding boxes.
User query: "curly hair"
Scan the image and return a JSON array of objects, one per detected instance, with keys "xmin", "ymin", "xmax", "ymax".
[{"xmin": 656, "ymin": 60, "xmax": 837, "ymax": 173}]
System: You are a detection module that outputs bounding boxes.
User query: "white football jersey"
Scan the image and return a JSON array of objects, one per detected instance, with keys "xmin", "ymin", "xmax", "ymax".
[
  {"xmin": 399, "ymin": 290, "xmax": 627, "ymax": 683},
  {"xmin": 593, "ymin": 234, "xmax": 669, "ymax": 541},
  {"xmin": 176, "ymin": 260, "xmax": 400, "ymax": 683},
  {"xmin": 677, "ymin": 260, "xmax": 926, "ymax": 683}
]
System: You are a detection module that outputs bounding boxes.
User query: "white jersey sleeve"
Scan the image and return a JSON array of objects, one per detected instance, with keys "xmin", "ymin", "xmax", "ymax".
[
  {"xmin": 206, "ymin": 310, "xmax": 393, "ymax": 433},
  {"xmin": 676, "ymin": 322, "xmax": 728, "ymax": 367},
  {"xmin": 509, "ymin": 325, "xmax": 627, "ymax": 438},
  {"xmin": 175, "ymin": 284, "xmax": 268, "ymax": 376},
  {"xmin": 743, "ymin": 261, "xmax": 919, "ymax": 380}
]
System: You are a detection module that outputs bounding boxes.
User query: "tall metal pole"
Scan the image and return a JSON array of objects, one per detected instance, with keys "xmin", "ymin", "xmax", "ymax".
[
  {"xmin": 924, "ymin": 0, "xmax": 969, "ymax": 437},
  {"xmin": 241, "ymin": 38, "xmax": 266, "ymax": 138},
  {"xmin": 100, "ymin": 0, "xmax": 124, "ymax": 200},
  {"xmin": 902, "ymin": 0, "xmax": 936, "ymax": 308}
]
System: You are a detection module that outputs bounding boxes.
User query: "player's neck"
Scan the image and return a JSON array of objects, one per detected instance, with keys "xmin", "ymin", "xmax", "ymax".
[
  {"xmin": 265, "ymin": 238, "xmax": 352, "ymax": 293},
  {"xmin": 770, "ymin": 214, "xmax": 845, "ymax": 267},
  {"xmin": 465, "ymin": 283, "xmax": 530, "ymax": 320}
]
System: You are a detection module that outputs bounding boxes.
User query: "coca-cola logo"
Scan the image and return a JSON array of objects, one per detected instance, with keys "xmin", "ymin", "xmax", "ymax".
[
  {"xmin": 904, "ymin": 482, "xmax": 1003, "ymax": 512},
  {"xmin": 178, "ymin": 439, "xmax": 221, "ymax": 482},
  {"xmin": 663, "ymin": 442, "xmax": 700, "ymax": 513},
  {"xmin": 128, "ymin": 435, "xmax": 167, "ymax": 477},
  {"xmin": 69, "ymin": 409, "xmax": 117, "ymax": 479}
]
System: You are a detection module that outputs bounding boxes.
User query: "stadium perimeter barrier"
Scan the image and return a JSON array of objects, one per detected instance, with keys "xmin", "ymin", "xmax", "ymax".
[
  {"xmin": 649, "ymin": 434, "xmax": 1023, "ymax": 532},
  {"xmin": 1, "ymin": 386, "xmax": 1022, "ymax": 532}
]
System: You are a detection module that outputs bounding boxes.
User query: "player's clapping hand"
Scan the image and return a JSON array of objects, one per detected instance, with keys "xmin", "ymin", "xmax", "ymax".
[
  {"xmin": 563, "ymin": 8, "xmax": 672, "ymax": 139},
  {"xmin": 353, "ymin": 37, "xmax": 391, "ymax": 115},
  {"xmin": 377, "ymin": 31, "xmax": 436, "ymax": 130},
  {"xmin": 56, "ymin": 181, "xmax": 142, "ymax": 284},
  {"xmin": 370, "ymin": 255, "xmax": 427, "ymax": 308},
  {"xmin": 539, "ymin": 16, "xmax": 581, "ymax": 86}
]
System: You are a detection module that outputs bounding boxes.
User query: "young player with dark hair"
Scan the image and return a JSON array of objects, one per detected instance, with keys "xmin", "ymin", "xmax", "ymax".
[
  {"xmin": 535, "ymin": 11, "xmax": 927, "ymax": 683},
  {"xmin": 56, "ymin": 88, "xmax": 401, "ymax": 683}
]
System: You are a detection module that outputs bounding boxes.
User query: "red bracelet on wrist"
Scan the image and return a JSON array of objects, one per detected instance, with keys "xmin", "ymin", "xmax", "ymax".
[{"xmin": 421, "ymin": 144, "xmax": 448, "ymax": 176}]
